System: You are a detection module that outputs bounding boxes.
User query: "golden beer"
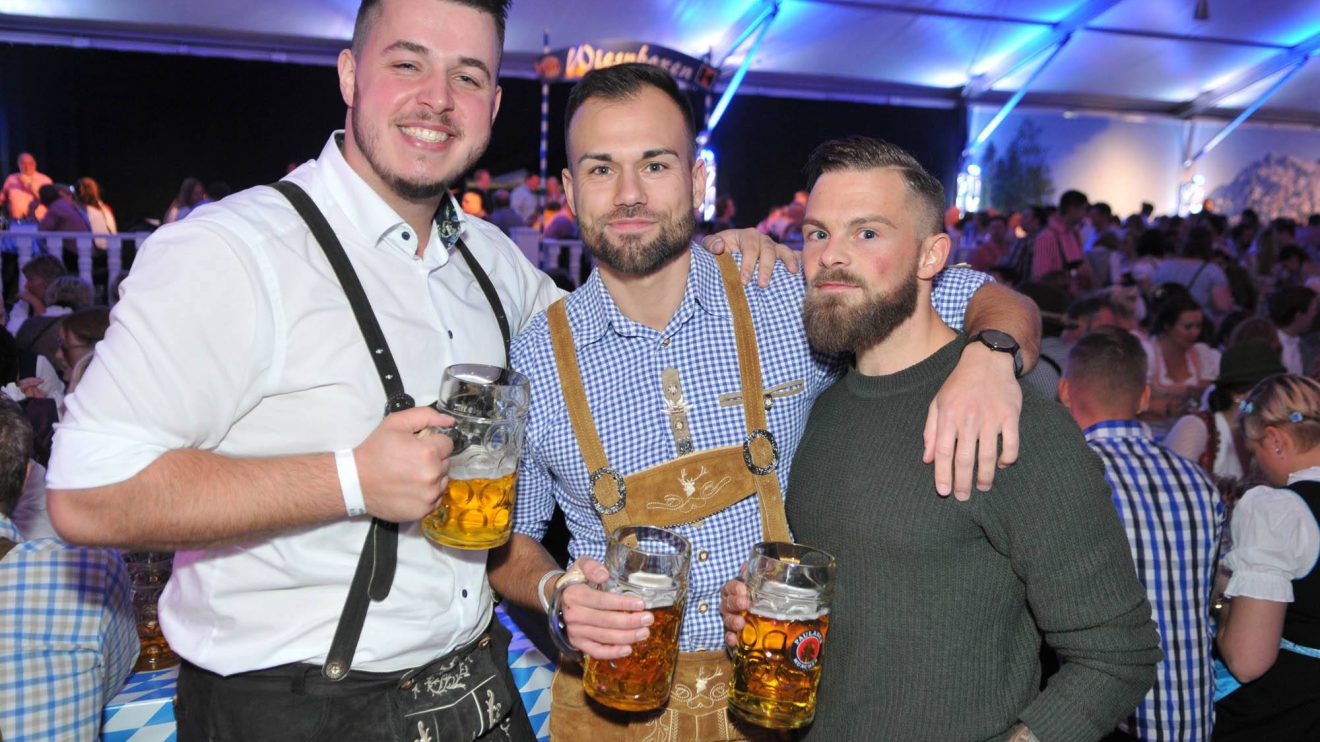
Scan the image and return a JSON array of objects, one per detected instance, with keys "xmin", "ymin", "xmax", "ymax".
[
  {"xmin": 583, "ymin": 601, "xmax": 685, "ymax": 711},
  {"xmin": 421, "ymin": 470, "xmax": 517, "ymax": 550},
  {"xmin": 135, "ymin": 616, "xmax": 179, "ymax": 671},
  {"xmin": 731, "ymin": 607, "xmax": 831, "ymax": 728}
]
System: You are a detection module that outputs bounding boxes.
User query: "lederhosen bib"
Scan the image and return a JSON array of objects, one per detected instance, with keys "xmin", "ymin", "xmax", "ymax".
[{"xmin": 546, "ymin": 253, "xmax": 790, "ymax": 742}]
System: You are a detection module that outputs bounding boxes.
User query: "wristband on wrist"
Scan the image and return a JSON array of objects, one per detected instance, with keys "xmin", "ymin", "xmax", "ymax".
[
  {"xmin": 537, "ymin": 569, "xmax": 566, "ymax": 614},
  {"xmin": 334, "ymin": 449, "xmax": 367, "ymax": 517}
]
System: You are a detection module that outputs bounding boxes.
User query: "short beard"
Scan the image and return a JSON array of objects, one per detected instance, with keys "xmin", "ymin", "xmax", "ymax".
[
  {"xmin": 351, "ymin": 105, "xmax": 473, "ymax": 201},
  {"xmin": 581, "ymin": 205, "xmax": 695, "ymax": 276},
  {"xmin": 802, "ymin": 261, "xmax": 920, "ymax": 355}
]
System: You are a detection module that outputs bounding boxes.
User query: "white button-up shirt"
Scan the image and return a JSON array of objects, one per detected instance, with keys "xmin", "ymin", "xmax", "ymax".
[{"xmin": 48, "ymin": 133, "xmax": 561, "ymax": 674}]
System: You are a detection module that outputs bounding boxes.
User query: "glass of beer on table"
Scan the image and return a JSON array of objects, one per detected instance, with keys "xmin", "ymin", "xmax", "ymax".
[
  {"xmin": 420, "ymin": 364, "xmax": 530, "ymax": 550},
  {"xmin": 730, "ymin": 541, "xmax": 836, "ymax": 729},
  {"xmin": 582, "ymin": 525, "xmax": 691, "ymax": 712}
]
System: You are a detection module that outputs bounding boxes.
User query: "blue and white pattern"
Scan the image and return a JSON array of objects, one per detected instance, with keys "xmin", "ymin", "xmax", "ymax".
[
  {"xmin": 512, "ymin": 246, "xmax": 988, "ymax": 652},
  {"xmin": 1085, "ymin": 420, "xmax": 1224, "ymax": 742},
  {"xmin": 0, "ymin": 517, "xmax": 138, "ymax": 742},
  {"xmin": 98, "ymin": 605, "xmax": 555, "ymax": 742}
]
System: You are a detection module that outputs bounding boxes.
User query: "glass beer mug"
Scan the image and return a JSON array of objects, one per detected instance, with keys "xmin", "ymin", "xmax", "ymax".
[
  {"xmin": 420, "ymin": 364, "xmax": 530, "ymax": 550},
  {"xmin": 730, "ymin": 541, "xmax": 836, "ymax": 729},
  {"xmin": 121, "ymin": 551, "xmax": 180, "ymax": 671},
  {"xmin": 582, "ymin": 525, "xmax": 691, "ymax": 711}
]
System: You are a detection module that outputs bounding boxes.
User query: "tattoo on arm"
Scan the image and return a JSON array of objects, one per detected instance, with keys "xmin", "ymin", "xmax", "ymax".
[{"xmin": 1007, "ymin": 724, "xmax": 1040, "ymax": 742}]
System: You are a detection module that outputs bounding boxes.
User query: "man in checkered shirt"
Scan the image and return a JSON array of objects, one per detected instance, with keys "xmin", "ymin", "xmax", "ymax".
[
  {"xmin": 0, "ymin": 399, "xmax": 137, "ymax": 741},
  {"xmin": 1060, "ymin": 327, "xmax": 1223, "ymax": 741},
  {"xmin": 487, "ymin": 63, "xmax": 1041, "ymax": 738}
]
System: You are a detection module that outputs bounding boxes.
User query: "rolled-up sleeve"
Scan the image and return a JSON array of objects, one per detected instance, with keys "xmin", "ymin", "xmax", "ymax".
[
  {"xmin": 48, "ymin": 220, "xmax": 278, "ymax": 490},
  {"xmin": 929, "ymin": 266, "xmax": 992, "ymax": 333},
  {"xmin": 1224, "ymin": 485, "xmax": 1320, "ymax": 602}
]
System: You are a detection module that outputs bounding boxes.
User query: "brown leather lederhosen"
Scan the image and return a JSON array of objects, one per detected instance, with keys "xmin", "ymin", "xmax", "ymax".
[{"xmin": 547, "ymin": 253, "xmax": 790, "ymax": 742}]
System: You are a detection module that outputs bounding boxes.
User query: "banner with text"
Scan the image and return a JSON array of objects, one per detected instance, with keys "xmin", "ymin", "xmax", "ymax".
[{"xmin": 536, "ymin": 40, "xmax": 718, "ymax": 91}]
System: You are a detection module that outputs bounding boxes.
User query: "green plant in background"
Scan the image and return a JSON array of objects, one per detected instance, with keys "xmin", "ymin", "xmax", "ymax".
[{"xmin": 983, "ymin": 119, "xmax": 1055, "ymax": 213}]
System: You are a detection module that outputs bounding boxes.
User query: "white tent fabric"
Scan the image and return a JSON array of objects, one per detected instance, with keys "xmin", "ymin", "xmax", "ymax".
[{"xmin": 1, "ymin": 0, "xmax": 1318, "ymax": 125}]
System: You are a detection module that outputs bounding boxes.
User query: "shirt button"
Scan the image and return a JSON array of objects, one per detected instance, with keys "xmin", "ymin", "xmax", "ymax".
[
  {"xmin": 462, "ymin": 589, "xmax": 469, "ymax": 598},
  {"xmin": 698, "ymin": 602, "xmax": 709, "ymax": 614},
  {"xmin": 401, "ymin": 231, "xmax": 411, "ymax": 241},
  {"xmin": 660, "ymin": 337, "xmax": 671, "ymax": 347},
  {"xmin": 698, "ymin": 550, "xmax": 709, "ymax": 562}
]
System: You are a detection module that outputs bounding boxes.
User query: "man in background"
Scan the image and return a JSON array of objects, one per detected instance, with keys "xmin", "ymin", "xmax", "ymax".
[
  {"xmin": 0, "ymin": 398, "xmax": 137, "ymax": 741},
  {"xmin": 1060, "ymin": 327, "xmax": 1222, "ymax": 741},
  {"xmin": 2, "ymin": 153, "xmax": 53, "ymax": 222}
]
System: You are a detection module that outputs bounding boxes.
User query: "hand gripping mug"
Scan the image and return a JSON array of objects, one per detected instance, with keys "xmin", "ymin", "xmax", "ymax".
[
  {"xmin": 729, "ymin": 541, "xmax": 836, "ymax": 729},
  {"xmin": 582, "ymin": 525, "xmax": 692, "ymax": 712},
  {"xmin": 419, "ymin": 364, "xmax": 530, "ymax": 550}
]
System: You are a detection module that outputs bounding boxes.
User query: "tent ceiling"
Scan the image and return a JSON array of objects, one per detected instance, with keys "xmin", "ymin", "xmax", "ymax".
[{"xmin": 2, "ymin": 0, "xmax": 1318, "ymax": 125}]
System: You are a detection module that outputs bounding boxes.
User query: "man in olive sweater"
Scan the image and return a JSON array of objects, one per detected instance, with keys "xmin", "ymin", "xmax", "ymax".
[{"xmin": 722, "ymin": 137, "xmax": 1160, "ymax": 741}]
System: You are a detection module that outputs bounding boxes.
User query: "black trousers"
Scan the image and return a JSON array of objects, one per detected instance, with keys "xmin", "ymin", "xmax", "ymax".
[{"xmin": 176, "ymin": 616, "xmax": 536, "ymax": 742}]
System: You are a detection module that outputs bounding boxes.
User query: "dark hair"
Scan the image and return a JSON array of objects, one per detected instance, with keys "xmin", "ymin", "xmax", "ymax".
[
  {"xmin": 1029, "ymin": 205, "xmax": 1052, "ymax": 227},
  {"xmin": 1066, "ymin": 327, "xmax": 1148, "ymax": 408},
  {"xmin": 1135, "ymin": 229, "xmax": 1167, "ymax": 258},
  {"xmin": 0, "ymin": 398, "xmax": 33, "ymax": 517},
  {"xmin": 803, "ymin": 136, "xmax": 945, "ymax": 239},
  {"xmin": 1184, "ymin": 226, "xmax": 1214, "ymax": 260},
  {"xmin": 60, "ymin": 306, "xmax": 111, "ymax": 347},
  {"xmin": 45, "ymin": 276, "xmax": 94, "ymax": 311},
  {"xmin": 206, "ymin": 181, "xmax": 232, "ymax": 201},
  {"xmin": 21, "ymin": 254, "xmax": 66, "ymax": 282},
  {"xmin": 1309, "ymin": 213, "xmax": 1320, "ymax": 227},
  {"xmin": 353, "ymin": 0, "xmax": 511, "ymax": 54},
  {"xmin": 1090, "ymin": 201, "xmax": 1112, "ymax": 220},
  {"xmin": 74, "ymin": 177, "xmax": 104, "ymax": 208},
  {"xmin": 1059, "ymin": 189, "xmax": 1088, "ymax": 212},
  {"xmin": 1149, "ymin": 290, "xmax": 1204, "ymax": 338},
  {"xmin": 492, "ymin": 189, "xmax": 511, "ymax": 207},
  {"xmin": 1067, "ymin": 294, "xmax": 1110, "ymax": 324},
  {"xmin": 1269, "ymin": 285, "xmax": 1318, "ymax": 328},
  {"xmin": 1279, "ymin": 244, "xmax": 1308, "ymax": 265},
  {"xmin": 563, "ymin": 63, "xmax": 695, "ymax": 156},
  {"xmin": 38, "ymin": 184, "xmax": 62, "ymax": 207},
  {"xmin": 1241, "ymin": 208, "xmax": 1260, "ymax": 225},
  {"xmin": 173, "ymin": 177, "xmax": 204, "ymax": 209},
  {"xmin": 1141, "ymin": 201, "xmax": 1154, "ymax": 215}
]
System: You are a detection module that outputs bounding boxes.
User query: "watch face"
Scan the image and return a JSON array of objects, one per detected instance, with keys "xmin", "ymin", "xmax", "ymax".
[{"xmin": 979, "ymin": 330, "xmax": 1015, "ymax": 350}]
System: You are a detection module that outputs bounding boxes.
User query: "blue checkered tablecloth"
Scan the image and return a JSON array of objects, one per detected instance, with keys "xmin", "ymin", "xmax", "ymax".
[{"xmin": 101, "ymin": 605, "xmax": 557, "ymax": 741}]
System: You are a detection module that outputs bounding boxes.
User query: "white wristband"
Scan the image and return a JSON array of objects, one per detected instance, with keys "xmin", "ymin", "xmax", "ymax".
[{"xmin": 335, "ymin": 449, "xmax": 367, "ymax": 517}]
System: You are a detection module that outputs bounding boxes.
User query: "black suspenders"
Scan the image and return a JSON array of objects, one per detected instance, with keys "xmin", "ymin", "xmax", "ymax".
[{"xmin": 269, "ymin": 180, "xmax": 510, "ymax": 681}]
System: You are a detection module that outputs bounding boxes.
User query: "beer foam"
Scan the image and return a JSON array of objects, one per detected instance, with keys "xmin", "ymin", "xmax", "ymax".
[
  {"xmin": 748, "ymin": 594, "xmax": 829, "ymax": 622},
  {"xmin": 614, "ymin": 571, "xmax": 679, "ymax": 610}
]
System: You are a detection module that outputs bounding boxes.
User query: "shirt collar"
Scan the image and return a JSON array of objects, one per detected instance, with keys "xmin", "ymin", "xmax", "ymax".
[
  {"xmin": 0, "ymin": 515, "xmax": 21, "ymax": 544},
  {"xmin": 1288, "ymin": 466, "xmax": 1320, "ymax": 485},
  {"xmin": 1083, "ymin": 418, "xmax": 1152, "ymax": 442},
  {"xmin": 315, "ymin": 131, "xmax": 466, "ymax": 264},
  {"xmin": 568, "ymin": 243, "xmax": 728, "ymax": 348}
]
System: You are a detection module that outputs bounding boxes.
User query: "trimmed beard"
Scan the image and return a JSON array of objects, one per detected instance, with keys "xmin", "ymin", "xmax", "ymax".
[
  {"xmin": 580, "ymin": 205, "xmax": 695, "ymax": 276},
  {"xmin": 351, "ymin": 105, "xmax": 476, "ymax": 201},
  {"xmin": 802, "ymin": 259, "xmax": 920, "ymax": 355}
]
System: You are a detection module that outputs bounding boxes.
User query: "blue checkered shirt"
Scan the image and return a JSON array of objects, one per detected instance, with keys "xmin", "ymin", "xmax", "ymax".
[
  {"xmin": 0, "ymin": 517, "xmax": 138, "ymax": 741},
  {"xmin": 511, "ymin": 246, "xmax": 989, "ymax": 651},
  {"xmin": 1084, "ymin": 420, "xmax": 1224, "ymax": 742}
]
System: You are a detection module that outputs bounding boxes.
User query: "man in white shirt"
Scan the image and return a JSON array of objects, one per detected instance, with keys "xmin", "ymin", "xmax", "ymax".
[
  {"xmin": 47, "ymin": 1, "xmax": 549, "ymax": 740},
  {"xmin": 1269, "ymin": 285, "xmax": 1318, "ymax": 376}
]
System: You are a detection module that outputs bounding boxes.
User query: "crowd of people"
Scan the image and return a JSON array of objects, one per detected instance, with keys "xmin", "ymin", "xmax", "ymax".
[{"xmin": 2, "ymin": 0, "xmax": 1320, "ymax": 740}]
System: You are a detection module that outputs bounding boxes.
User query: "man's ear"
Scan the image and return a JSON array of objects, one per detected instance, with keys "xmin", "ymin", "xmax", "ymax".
[
  {"xmin": 337, "ymin": 49, "xmax": 356, "ymax": 109},
  {"xmin": 1058, "ymin": 377, "xmax": 1071, "ymax": 406},
  {"xmin": 918, "ymin": 232, "xmax": 951, "ymax": 279},
  {"xmin": 561, "ymin": 167, "xmax": 576, "ymax": 218},
  {"xmin": 691, "ymin": 155, "xmax": 708, "ymax": 212}
]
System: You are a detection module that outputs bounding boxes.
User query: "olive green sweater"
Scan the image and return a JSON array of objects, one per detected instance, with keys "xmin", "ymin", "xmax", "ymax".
[{"xmin": 788, "ymin": 338, "xmax": 1160, "ymax": 742}]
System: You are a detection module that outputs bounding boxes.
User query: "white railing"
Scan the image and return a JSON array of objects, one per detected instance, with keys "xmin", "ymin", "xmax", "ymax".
[{"xmin": 0, "ymin": 229, "xmax": 150, "ymax": 299}]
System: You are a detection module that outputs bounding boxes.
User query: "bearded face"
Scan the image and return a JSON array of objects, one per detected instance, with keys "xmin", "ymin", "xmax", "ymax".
[
  {"xmin": 578, "ymin": 203, "xmax": 694, "ymax": 276},
  {"xmin": 802, "ymin": 257, "xmax": 920, "ymax": 355}
]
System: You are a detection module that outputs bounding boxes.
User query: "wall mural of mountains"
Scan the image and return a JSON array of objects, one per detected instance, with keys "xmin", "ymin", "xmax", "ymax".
[{"xmin": 1208, "ymin": 153, "xmax": 1320, "ymax": 220}]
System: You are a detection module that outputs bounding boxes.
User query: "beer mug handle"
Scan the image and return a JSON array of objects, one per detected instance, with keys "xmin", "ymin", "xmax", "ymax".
[
  {"xmin": 548, "ymin": 574, "xmax": 586, "ymax": 662},
  {"xmin": 416, "ymin": 424, "xmax": 472, "ymax": 455}
]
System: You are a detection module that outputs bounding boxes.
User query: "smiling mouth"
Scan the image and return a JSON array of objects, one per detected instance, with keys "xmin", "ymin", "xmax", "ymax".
[{"xmin": 399, "ymin": 126, "xmax": 451, "ymax": 143}]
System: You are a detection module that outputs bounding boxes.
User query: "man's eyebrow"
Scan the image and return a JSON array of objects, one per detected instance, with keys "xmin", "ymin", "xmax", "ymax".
[
  {"xmin": 381, "ymin": 44, "xmax": 492, "ymax": 80},
  {"xmin": 641, "ymin": 148, "xmax": 680, "ymax": 160},
  {"xmin": 578, "ymin": 152, "xmax": 615, "ymax": 165},
  {"xmin": 383, "ymin": 40, "xmax": 429, "ymax": 56},
  {"xmin": 847, "ymin": 214, "xmax": 897, "ymax": 229},
  {"xmin": 801, "ymin": 217, "xmax": 826, "ymax": 231}
]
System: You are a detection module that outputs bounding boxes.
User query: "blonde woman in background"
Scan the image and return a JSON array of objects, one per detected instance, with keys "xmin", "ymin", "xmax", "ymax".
[{"xmin": 1213, "ymin": 374, "xmax": 1320, "ymax": 740}]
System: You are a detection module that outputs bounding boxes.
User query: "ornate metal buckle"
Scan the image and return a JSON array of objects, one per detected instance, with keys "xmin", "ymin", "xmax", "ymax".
[
  {"xmin": 589, "ymin": 467, "xmax": 627, "ymax": 515},
  {"xmin": 742, "ymin": 429, "xmax": 779, "ymax": 476}
]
